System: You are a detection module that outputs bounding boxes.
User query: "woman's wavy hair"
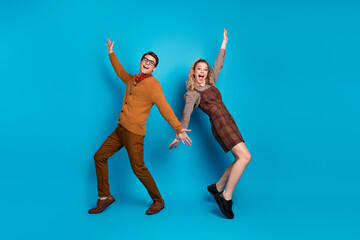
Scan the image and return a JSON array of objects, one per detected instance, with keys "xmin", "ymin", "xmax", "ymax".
[{"xmin": 186, "ymin": 59, "xmax": 214, "ymax": 91}]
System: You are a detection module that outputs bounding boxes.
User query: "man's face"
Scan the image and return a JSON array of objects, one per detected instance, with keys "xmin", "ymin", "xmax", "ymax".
[{"xmin": 140, "ymin": 55, "xmax": 157, "ymax": 75}]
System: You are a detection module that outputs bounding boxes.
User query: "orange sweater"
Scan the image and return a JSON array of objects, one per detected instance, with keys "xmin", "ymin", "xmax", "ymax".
[{"xmin": 109, "ymin": 52, "xmax": 182, "ymax": 136}]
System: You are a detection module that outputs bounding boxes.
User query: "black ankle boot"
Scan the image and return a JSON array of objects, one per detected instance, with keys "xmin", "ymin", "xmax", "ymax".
[
  {"xmin": 214, "ymin": 192, "xmax": 234, "ymax": 219},
  {"xmin": 207, "ymin": 183, "xmax": 221, "ymax": 196}
]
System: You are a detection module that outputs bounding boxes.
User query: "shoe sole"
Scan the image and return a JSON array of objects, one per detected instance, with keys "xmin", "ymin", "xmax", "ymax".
[{"xmin": 214, "ymin": 194, "xmax": 234, "ymax": 219}]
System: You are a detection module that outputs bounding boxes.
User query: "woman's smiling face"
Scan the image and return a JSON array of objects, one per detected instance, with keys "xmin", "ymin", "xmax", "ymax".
[{"xmin": 194, "ymin": 62, "xmax": 208, "ymax": 85}]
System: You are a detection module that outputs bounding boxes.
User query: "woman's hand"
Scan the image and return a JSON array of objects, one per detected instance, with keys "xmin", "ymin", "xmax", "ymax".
[
  {"xmin": 178, "ymin": 128, "xmax": 192, "ymax": 146},
  {"xmin": 221, "ymin": 28, "xmax": 228, "ymax": 49},
  {"xmin": 168, "ymin": 138, "xmax": 180, "ymax": 149},
  {"xmin": 106, "ymin": 38, "xmax": 114, "ymax": 54},
  {"xmin": 223, "ymin": 28, "xmax": 228, "ymax": 43}
]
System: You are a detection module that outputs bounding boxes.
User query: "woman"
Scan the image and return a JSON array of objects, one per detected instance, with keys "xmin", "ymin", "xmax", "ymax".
[{"xmin": 169, "ymin": 29, "xmax": 251, "ymax": 219}]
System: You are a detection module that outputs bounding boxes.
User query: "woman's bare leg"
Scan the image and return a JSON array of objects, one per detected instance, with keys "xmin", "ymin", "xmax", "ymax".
[
  {"xmin": 222, "ymin": 142, "xmax": 251, "ymax": 200},
  {"xmin": 216, "ymin": 161, "xmax": 236, "ymax": 191}
]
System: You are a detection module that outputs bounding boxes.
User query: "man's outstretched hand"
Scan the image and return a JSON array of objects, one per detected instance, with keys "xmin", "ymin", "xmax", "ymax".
[
  {"xmin": 168, "ymin": 138, "xmax": 179, "ymax": 149},
  {"xmin": 106, "ymin": 38, "xmax": 114, "ymax": 54}
]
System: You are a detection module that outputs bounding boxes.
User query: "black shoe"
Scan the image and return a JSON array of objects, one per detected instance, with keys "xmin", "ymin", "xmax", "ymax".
[
  {"xmin": 207, "ymin": 183, "xmax": 221, "ymax": 196},
  {"xmin": 214, "ymin": 193, "xmax": 234, "ymax": 219}
]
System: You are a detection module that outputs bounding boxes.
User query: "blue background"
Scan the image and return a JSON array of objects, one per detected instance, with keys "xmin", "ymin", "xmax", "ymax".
[{"xmin": 1, "ymin": 0, "xmax": 359, "ymax": 239}]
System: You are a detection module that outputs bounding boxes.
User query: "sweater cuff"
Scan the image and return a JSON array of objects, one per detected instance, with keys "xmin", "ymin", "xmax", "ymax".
[{"xmin": 175, "ymin": 125, "xmax": 182, "ymax": 135}]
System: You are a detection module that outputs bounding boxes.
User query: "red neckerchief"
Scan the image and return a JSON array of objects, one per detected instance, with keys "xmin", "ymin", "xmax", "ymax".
[{"xmin": 135, "ymin": 74, "xmax": 152, "ymax": 83}]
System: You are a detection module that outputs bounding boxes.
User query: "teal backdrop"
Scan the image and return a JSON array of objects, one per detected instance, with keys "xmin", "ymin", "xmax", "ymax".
[{"xmin": 1, "ymin": 0, "xmax": 359, "ymax": 239}]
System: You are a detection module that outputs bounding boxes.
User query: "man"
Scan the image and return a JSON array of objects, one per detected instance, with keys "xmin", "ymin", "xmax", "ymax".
[{"xmin": 89, "ymin": 38, "xmax": 191, "ymax": 215}]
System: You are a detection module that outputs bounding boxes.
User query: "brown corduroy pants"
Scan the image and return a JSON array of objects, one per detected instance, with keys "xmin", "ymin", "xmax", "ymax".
[{"xmin": 94, "ymin": 124, "xmax": 162, "ymax": 202}]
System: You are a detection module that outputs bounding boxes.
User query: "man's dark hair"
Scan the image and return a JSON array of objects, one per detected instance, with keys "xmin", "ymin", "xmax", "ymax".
[{"xmin": 141, "ymin": 51, "xmax": 159, "ymax": 67}]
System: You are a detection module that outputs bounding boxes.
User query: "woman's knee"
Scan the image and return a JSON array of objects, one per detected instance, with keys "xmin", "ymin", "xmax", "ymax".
[
  {"xmin": 237, "ymin": 153, "xmax": 251, "ymax": 165},
  {"xmin": 243, "ymin": 153, "xmax": 251, "ymax": 165},
  {"xmin": 232, "ymin": 143, "xmax": 251, "ymax": 164}
]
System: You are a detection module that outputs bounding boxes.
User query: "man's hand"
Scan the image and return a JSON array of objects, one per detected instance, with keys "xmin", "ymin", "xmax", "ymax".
[
  {"xmin": 106, "ymin": 38, "xmax": 114, "ymax": 54},
  {"xmin": 168, "ymin": 138, "xmax": 180, "ymax": 149},
  {"xmin": 178, "ymin": 128, "xmax": 192, "ymax": 146}
]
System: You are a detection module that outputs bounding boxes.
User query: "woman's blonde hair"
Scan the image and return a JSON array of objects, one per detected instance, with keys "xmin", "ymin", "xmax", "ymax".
[{"xmin": 186, "ymin": 59, "xmax": 214, "ymax": 91}]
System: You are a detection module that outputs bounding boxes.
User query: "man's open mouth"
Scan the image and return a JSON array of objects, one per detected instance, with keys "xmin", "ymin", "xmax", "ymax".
[{"xmin": 143, "ymin": 65, "xmax": 149, "ymax": 69}]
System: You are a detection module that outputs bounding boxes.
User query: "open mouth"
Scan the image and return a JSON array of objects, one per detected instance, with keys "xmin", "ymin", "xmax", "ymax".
[
  {"xmin": 198, "ymin": 75, "xmax": 205, "ymax": 81},
  {"xmin": 143, "ymin": 65, "xmax": 149, "ymax": 70}
]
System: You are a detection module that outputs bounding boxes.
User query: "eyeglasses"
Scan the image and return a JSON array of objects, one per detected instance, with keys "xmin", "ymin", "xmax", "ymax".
[{"xmin": 142, "ymin": 57, "xmax": 156, "ymax": 67}]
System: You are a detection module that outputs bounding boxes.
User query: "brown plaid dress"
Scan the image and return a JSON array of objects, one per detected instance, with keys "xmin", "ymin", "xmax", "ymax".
[{"xmin": 197, "ymin": 86, "xmax": 244, "ymax": 153}]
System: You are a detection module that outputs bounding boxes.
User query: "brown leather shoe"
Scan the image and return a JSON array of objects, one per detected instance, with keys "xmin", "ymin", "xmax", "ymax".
[
  {"xmin": 145, "ymin": 200, "xmax": 165, "ymax": 215},
  {"xmin": 88, "ymin": 195, "xmax": 115, "ymax": 214}
]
